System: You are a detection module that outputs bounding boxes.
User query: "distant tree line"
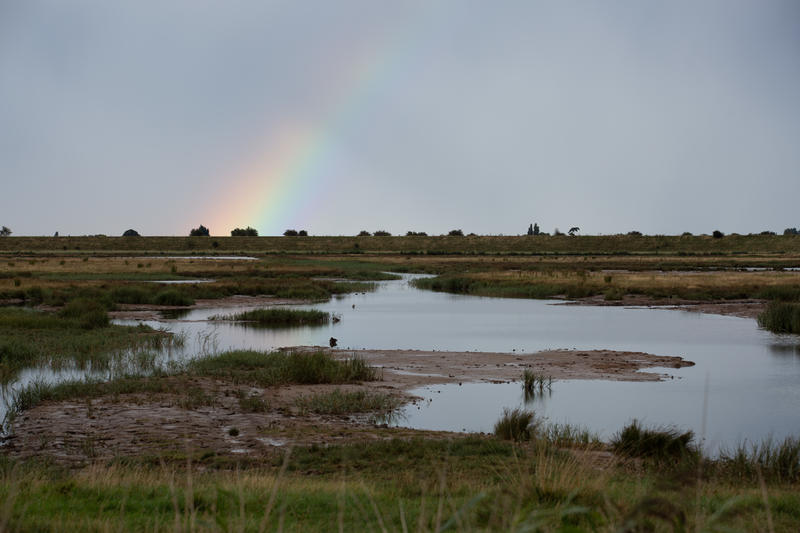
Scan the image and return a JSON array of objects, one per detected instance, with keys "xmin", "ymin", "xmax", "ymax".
[{"xmin": 283, "ymin": 229, "xmax": 308, "ymax": 236}]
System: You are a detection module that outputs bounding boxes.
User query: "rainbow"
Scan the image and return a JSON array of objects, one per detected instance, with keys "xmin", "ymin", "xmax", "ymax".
[{"xmin": 207, "ymin": 10, "xmax": 433, "ymax": 236}]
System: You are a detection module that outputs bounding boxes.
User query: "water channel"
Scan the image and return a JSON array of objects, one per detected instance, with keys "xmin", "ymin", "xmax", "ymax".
[{"xmin": 8, "ymin": 274, "xmax": 800, "ymax": 453}]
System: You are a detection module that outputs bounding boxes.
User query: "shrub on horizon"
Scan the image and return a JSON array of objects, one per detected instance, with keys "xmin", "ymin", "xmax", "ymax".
[
  {"xmin": 712, "ymin": 230, "xmax": 725, "ymax": 239},
  {"xmin": 122, "ymin": 229, "xmax": 140, "ymax": 237},
  {"xmin": 231, "ymin": 226, "xmax": 258, "ymax": 237},
  {"xmin": 448, "ymin": 229, "xmax": 464, "ymax": 236},
  {"xmin": 283, "ymin": 229, "xmax": 299, "ymax": 236},
  {"xmin": 189, "ymin": 225, "xmax": 210, "ymax": 237},
  {"xmin": 373, "ymin": 230, "xmax": 391, "ymax": 236}
]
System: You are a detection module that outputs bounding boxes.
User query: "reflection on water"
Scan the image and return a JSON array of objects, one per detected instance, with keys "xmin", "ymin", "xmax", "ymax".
[{"xmin": 4, "ymin": 273, "xmax": 800, "ymax": 452}]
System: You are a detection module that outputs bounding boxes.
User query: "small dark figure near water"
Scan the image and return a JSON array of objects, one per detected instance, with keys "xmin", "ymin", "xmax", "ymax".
[{"xmin": 329, "ymin": 337, "xmax": 338, "ymax": 348}]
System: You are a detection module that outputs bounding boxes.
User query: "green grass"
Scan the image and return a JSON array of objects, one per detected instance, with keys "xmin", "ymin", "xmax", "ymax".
[
  {"xmin": 611, "ymin": 420, "xmax": 697, "ymax": 462},
  {"xmin": 4, "ymin": 434, "xmax": 800, "ymax": 531},
  {"xmin": 295, "ymin": 388, "xmax": 400, "ymax": 415},
  {"xmin": 493, "ymin": 407, "xmax": 538, "ymax": 442},
  {"xmin": 757, "ymin": 301, "xmax": 800, "ymax": 334},
  {"xmin": 187, "ymin": 350, "xmax": 378, "ymax": 387},
  {"xmin": 213, "ymin": 308, "xmax": 331, "ymax": 326}
]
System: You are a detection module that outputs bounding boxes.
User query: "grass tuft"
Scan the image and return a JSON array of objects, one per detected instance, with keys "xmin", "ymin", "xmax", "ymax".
[
  {"xmin": 494, "ymin": 408, "xmax": 538, "ymax": 442},
  {"xmin": 611, "ymin": 420, "xmax": 696, "ymax": 462}
]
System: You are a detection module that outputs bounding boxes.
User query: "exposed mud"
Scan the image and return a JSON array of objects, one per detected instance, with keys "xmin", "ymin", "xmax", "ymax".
[
  {"xmin": 108, "ymin": 295, "xmax": 310, "ymax": 321},
  {"xmin": 4, "ymin": 347, "xmax": 693, "ymax": 466}
]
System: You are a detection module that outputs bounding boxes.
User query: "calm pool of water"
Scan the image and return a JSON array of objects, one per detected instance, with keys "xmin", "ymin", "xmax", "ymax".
[{"xmin": 9, "ymin": 274, "xmax": 800, "ymax": 452}]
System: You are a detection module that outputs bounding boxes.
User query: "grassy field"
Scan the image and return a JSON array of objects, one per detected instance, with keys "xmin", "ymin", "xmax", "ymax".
[
  {"xmin": 2, "ymin": 237, "xmax": 800, "ymax": 530},
  {"xmin": 4, "ymin": 233, "xmax": 800, "ymax": 255},
  {"xmin": 2, "ymin": 428, "xmax": 800, "ymax": 531}
]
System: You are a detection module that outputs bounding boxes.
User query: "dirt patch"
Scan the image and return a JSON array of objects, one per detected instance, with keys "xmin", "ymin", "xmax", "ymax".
[
  {"xmin": 329, "ymin": 347, "xmax": 693, "ymax": 386},
  {"xmin": 4, "ymin": 348, "xmax": 692, "ymax": 466},
  {"xmin": 562, "ymin": 295, "xmax": 766, "ymax": 319}
]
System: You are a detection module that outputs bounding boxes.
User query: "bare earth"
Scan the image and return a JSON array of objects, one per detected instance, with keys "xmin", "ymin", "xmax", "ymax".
[
  {"xmin": 108, "ymin": 295, "xmax": 310, "ymax": 321},
  {"xmin": 5, "ymin": 347, "xmax": 693, "ymax": 465}
]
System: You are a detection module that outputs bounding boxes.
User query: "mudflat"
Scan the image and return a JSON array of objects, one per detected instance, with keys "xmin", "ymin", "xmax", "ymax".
[{"xmin": 5, "ymin": 347, "xmax": 692, "ymax": 465}]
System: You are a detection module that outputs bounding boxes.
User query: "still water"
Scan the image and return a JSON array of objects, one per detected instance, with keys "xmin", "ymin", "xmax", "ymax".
[{"xmin": 108, "ymin": 274, "xmax": 800, "ymax": 453}]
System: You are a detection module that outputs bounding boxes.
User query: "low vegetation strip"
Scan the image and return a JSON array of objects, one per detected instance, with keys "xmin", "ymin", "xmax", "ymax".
[
  {"xmin": 187, "ymin": 349, "xmax": 377, "ymax": 386},
  {"xmin": 295, "ymin": 389, "xmax": 399, "ymax": 415},
  {"xmin": 4, "ymin": 233, "xmax": 800, "ymax": 254},
  {"xmin": 212, "ymin": 308, "xmax": 331, "ymax": 326}
]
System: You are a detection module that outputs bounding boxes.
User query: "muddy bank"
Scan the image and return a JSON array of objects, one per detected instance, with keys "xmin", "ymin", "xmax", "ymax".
[
  {"xmin": 326, "ymin": 347, "xmax": 694, "ymax": 386},
  {"xmin": 4, "ymin": 348, "xmax": 692, "ymax": 465},
  {"xmin": 109, "ymin": 295, "xmax": 310, "ymax": 321},
  {"xmin": 563, "ymin": 295, "xmax": 766, "ymax": 319}
]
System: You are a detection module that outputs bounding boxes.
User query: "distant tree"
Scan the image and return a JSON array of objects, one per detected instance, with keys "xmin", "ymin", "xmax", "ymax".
[
  {"xmin": 231, "ymin": 226, "xmax": 258, "ymax": 236},
  {"xmin": 712, "ymin": 230, "xmax": 724, "ymax": 239},
  {"xmin": 373, "ymin": 230, "xmax": 391, "ymax": 236},
  {"xmin": 54, "ymin": 231, "xmax": 59, "ymax": 237},
  {"xmin": 358, "ymin": 230, "xmax": 371, "ymax": 236},
  {"xmin": 760, "ymin": 230, "xmax": 776, "ymax": 236},
  {"xmin": 448, "ymin": 229, "xmax": 464, "ymax": 236},
  {"xmin": 189, "ymin": 225, "xmax": 210, "ymax": 237},
  {"xmin": 527, "ymin": 224, "xmax": 534, "ymax": 236},
  {"xmin": 122, "ymin": 229, "xmax": 140, "ymax": 237},
  {"xmin": 298, "ymin": 230, "xmax": 308, "ymax": 236},
  {"xmin": 784, "ymin": 228, "xmax": 798, "ymax": 236},
  {"xmin": 568, "ymin": 226, "xmax": 580, "ymax": 236},
  {"xmin": 681, "ymin": 232, "xmax": 692, "ymax": 236},
  {"xmin": 533, "ymin": 223, "xmax": 540, "ymax": 236},
  {"xmin": 406, "ymin": 231, "xmax": 428, "ymax": 236},
  {"xmin": 0, "ymin": 226, "xmax": 11, "ymax": 237},
  {"xmin": 283, "ymin": 229, "xmax": 299, "ymax": 236},
  {"xmin": 627, "ymin": 231, "xmax": 642, "ymax": 236}
]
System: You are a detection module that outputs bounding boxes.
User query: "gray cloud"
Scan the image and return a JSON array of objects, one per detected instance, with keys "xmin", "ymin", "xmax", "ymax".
[{"xmin": 2, "ymin": 0, "xmax": 798, "ymax": 236}]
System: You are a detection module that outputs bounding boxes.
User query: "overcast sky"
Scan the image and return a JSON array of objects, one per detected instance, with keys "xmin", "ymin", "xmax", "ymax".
[{"xmin": 2, "ymin": 1, "xmax": 799, "ymax": 236}]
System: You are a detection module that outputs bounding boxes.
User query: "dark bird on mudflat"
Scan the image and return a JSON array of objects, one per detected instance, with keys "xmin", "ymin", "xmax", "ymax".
[{"xmin": 329, "ymin": 337, "xmax": 338, "ymax": 347}]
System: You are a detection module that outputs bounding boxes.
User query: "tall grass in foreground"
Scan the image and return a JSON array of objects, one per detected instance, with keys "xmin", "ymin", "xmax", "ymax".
[
  {"xmin": 211, "ymin": 308, "xmax": 331, "ymax": 326},
  {"xmin": 757, "ymin": 301, "xmax": 800, "ymax": 334},
  {"xmin": 5, "ymin": 434, "xmax": 797, "ymax": 531},
  {"xmin": 719, "ymin": 436, "xmax": 800, "ymax": 483}
]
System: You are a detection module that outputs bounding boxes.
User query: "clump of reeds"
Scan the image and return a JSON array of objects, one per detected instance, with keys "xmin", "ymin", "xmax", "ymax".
[
  {"xmin": 522, "ymin": 369, "xmax": 552, "ymax": 397},
  {"xmin": 611, "ymin": 420, "xmax": 696, "ymax": 462},
  {"xmin": 213, "ymin": 308, "xmax": 330, "ymax": 327},
  {"xmin": 757, "ymin": 301, "xmax": 800, "ymax": 334},
  {"xmin": 494, "ymin": 407, "xmax": 538, "ymax": 442}
]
